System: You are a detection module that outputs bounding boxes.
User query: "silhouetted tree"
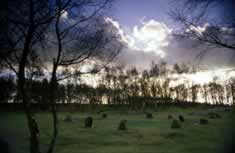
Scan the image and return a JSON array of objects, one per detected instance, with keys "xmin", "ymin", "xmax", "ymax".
[
  {"xmin": 2, "ymin": 1, "xmax": 56, "ymax": 152},
  {"xmin": 0, "ymin": 76, "xmax": 15, "ymax": 102},
  {"xmin": 1, "ymin": 0, "xmax": 119, "ymax": 153},
  {"xmin": 171, "ymin": 0, "xmax": 235, "ymax": 54},
  {"xmin": 191, "ymin": 84, "xmax": 200, "ymax": 103},
  {"xmin": 46, "ymin": 1, "xmax": 121, "ymax": 152},
  {"xmin": 202, "ymin": 84, "xmax": 209, "ymax": 104}
]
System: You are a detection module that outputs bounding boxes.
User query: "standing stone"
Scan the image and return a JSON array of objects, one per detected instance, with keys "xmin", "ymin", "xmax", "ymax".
[
  {"xmin": 84, "ymin": 117, "xmax": 93, "ymax": 128},
  {"xmin": 178, "ymin": 115, "xmax": 184, "ymax": 122},
  {"xmin": 208, "ymin": 112, "xmax": 221, "ymax": 119},
  {"xmin": 118, "ymin": 120, "xmax": 127, "ymax": 131},
  {"xmin": 102, "ymin": 113, "xmax": 107, "ymax": 119},
  {"xmin": 97, "ymin": 110, "xmax": 104, "ymax": 114},
  {"xmin": 224, "ymin": 108, "xmax": 232, "ymax": 112},
  {"xmin": 146, "ymin": 112, "xmax": 153, "ymax": 119}
]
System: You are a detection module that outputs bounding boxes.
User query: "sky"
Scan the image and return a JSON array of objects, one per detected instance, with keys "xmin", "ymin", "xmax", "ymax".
[
  {"xmin": 102, "ymin": 0, "xmax": 235, "ymax": 70},
  {"xmin": 113, "ymin": 0, "xmax": 172, "ymax": 27},
  {"xmin": 3, "ymin": 0, "xmax": 235, "ymax": 83},
  {"xmin": 75, "ymin": 0, "xmax": 235, "ymax": 90}
]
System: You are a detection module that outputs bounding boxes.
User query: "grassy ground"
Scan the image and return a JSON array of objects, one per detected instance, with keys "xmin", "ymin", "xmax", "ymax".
[{"xmin": 0, "ymin": 106, "xmax": 234, "ymax": 153}]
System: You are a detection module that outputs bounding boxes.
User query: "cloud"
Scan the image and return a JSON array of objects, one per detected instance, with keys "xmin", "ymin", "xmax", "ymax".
[
  {"xmin": 104, "ymin": 17, "xmax": 235, "ymax": 70},
  {"xmin": 131, "ymin": 20, "xmax": 172, "ymax": 57},
  {"xmin": 61, "ymin": 10, "xmax": 68, "ymax": 20},
  {"xmin": 170, "ymin": 67, "xmax": 235, "ymax": 87},
  {"xmin": 105, "ymin": 17, "xmax": 129, "ymax": 44},
  {"xmin": 133, "ymin": 20, "xmax": 171, "ymax": 42},
  {"xmin": 106, "ymin": 18, "xmax": 172, "ymax": 58},
  {"xmin": 187, "ymin": 23, "xmax": 209, "ymax": 35},
  {"xmin": 116, "ymin": 49, "xmax": 162, "ymax": 70}
]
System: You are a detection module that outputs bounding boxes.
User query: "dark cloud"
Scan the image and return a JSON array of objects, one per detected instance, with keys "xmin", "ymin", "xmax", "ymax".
[
  {"xmin": 115, "ymin": 33, "xmax": 235, "ymax": 70},
  {"xmin": 164, "ymin": 35, "xmax": 235, "ymax": 68},
  {"xmin": 115, "ymin": 49, "xmax": 162, "ymax": 70},
  {"xmin": 39, "ymin": 1, "xmax": 235, "ymax": 71}
]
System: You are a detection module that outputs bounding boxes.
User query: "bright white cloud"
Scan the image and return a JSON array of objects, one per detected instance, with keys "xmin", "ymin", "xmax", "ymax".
[
  {"xmin": 61, "ymin": 10, "xmax": 68, "ymax": 19},
  {"xmin": 133, "ymin": 20, "xmax": 171, "ymax": 42},
  {"xmin": 131, "ymin": 19, "xmax": 172, "ymax": 57},
  {"xmin": 170, "ymin": 67, "xmax": 235, "ymax": 87},
  {"xmin": 187, "ymin": 23, "xmax": 209, "ymax": 35},
  {"xmin": 187, "ymin": 23, "xmax": 235, "ymax": 36},
  {"xmin": 105, "ymin": 17, "xmax": 129, "ymax": 44},
  {"xmin": 105, "ymin": 17, "xmax": 172, "ymax": 58}
]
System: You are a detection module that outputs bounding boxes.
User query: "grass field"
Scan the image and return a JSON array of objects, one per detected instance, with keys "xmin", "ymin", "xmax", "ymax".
[{"xmin": 0, "ymin": 106, "xmax": 234, "ymax": 153}]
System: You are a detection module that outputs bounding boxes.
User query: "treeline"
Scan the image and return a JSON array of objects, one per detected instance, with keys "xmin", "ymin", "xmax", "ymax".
[{"xmin": 1, "ymin": 62, "xmax": 235, "ymax": 110}]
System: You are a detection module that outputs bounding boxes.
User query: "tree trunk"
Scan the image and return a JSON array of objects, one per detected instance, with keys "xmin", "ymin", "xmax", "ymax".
[
  {"xmin": 18, "ymin": 1, "xmax": 40, "ymax": 151},
  {"xmin": 19, "ymin": 77, "xmax": 40, "ymax": 153},
  {"xmin": 231, "ymin": 84, "xmax": 235, "ymax": 105},
  {"xmin": 47, "ymin": 1, "xmax": 63, "ymax": 150},
  {"xmin": 47, "ymin": 62, "xmax": 58, "ymax": 153},
  {"xmin": 19, "ymin": 47, "xmax": 40, "ymax": 153}
]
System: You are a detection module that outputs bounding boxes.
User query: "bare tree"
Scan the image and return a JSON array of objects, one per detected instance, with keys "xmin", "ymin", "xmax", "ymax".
[
  {"xmin": 140, "ymin": 70, "xmax": 150, "ymax": 111},
  {"xmin": 170, "ymin": 0, "xmax": 235, "ymax": 57},
  {"xmin": 1, "ymin": 0, "xmax": 120, "ymax": 153},
  {"xmin": 202, "ymin": 84, "xmax": 209, "ymax": 104},
  {"xmin": 228, "ymin": 78, "xmax": 235, "ymax": 104},
  {"xmin": 191, "ymin": 84, "xmax": 200, "ymax": 103},
  {"xmin": 1, "ymin": 1, "xmax": 58, "ymax": 153},
  {"xmin": 46, "ymin": 1, "xmax": 121, "ymax": 152}
]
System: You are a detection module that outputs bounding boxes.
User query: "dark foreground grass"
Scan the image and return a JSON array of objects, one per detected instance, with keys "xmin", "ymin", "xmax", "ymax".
[{"xmin": 0, "ymin": 106, "xmax": 234, "ymax": 153}]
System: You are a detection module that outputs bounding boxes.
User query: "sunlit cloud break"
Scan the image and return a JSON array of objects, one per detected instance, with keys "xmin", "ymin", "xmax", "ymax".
[
  {"xmin": 105, "ymin": 17, "xmax": 172, "ymax": 58},
  {"xmin": 170, "ymin": 67, "xmax": 235, "ymax": 87}
]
